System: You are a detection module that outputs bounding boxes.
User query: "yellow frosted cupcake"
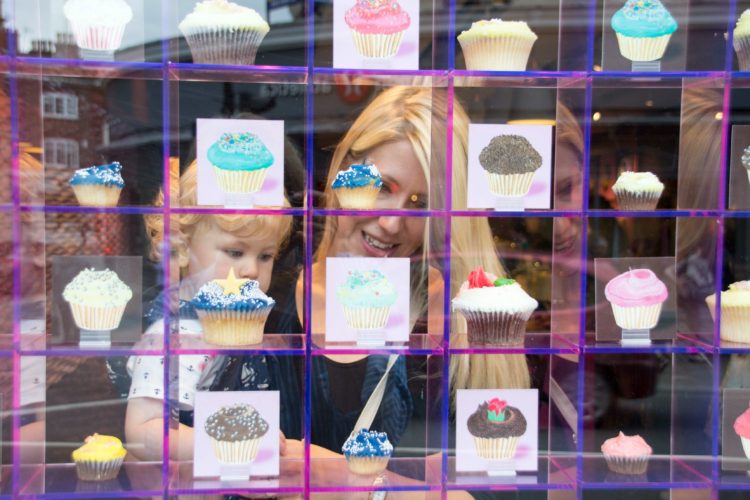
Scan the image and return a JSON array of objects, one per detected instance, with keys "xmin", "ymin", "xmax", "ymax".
[
  {"xmin": 735, "ymin": 10, "xmax": 750, "ymax": 71},
  {"xmin": 72, "ymin": 434, "xmax": 127, "ymax": 481},
  {"xmin": 457, "ymin": 19, "xmax": 538, "ymax": 71},
  {"xmin": 706, "ymin": 281, "xmax": 750, "ymax": 344}
]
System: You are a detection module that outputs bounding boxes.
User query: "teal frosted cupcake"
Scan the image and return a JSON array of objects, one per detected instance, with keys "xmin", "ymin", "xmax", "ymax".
[
  {"xmin": 337, "ymin": 270, "xmax": 397, "ymax": 330},
  {"xmin": 207, "ymin": 132, "xmax": 274, "ymax": 195},
  {"xmin": 611, "ymin": 0, "xmax": 677, "ymax": 62},
  {"xmin": 331, "ymin": 163, "xmax": 382, "ymax": 209},
  {"xmin": 69, "ymin": 162, "xmax": 124, "ymax": 207}
]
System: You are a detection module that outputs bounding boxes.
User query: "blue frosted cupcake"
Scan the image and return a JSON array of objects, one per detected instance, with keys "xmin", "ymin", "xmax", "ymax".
[
  {"xmin": 191, "ymin": 268, "xmax": 275, "ymax": 345},
  {"xmin": 337, "ymin": 270, "xmax": 397, "ymax": 330},
  {"xmin": 69, "ymin": 162, "xmax": 124, "ymax": 207},
  {"xmin": 331, "ymin": 163, "xmax": 382, "ymax": 209},
  {"xmin": 207, "ymin": 132, "xmax": 274, "ymax": 194},
  {"xmin": 342, "ymin": 429, "xmax": 393, "ymax": 476},
  {"xmin": 611, "ymin": 0, "xmax": 677, "ymax": 62}
]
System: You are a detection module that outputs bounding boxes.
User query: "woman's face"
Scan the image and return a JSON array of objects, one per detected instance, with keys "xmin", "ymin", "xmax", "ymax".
[{"xmin": 332, "ymin": 139, "xmax": 428, "ymax": 258}]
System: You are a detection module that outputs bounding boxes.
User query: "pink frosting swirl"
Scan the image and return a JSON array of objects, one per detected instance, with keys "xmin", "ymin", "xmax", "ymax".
[
  {"xmin": 345, "ymin": 0, "xmax": 410, "ymax": 35},
  {"xmin": 604, "ymin": 268, "xmax": 668, "ymax": 307},
  {"xmin": 600, "ymin": 432, "xmax": 653, "ymax": 457},
  {"xmin": 734, "ymin": 405, "xmax": 750, "ymax": 439}
]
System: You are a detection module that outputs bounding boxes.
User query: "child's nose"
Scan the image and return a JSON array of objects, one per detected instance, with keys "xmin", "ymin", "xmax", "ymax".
[{"xmin": 238, "ymin": 259, "xmax": 259, "ymax": 280}]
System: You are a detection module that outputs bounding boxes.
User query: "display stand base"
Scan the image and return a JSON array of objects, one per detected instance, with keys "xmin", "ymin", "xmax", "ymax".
[
  {"xmin": 79, "ymin": 329, "xmax": 112, "ymax": 348},
  {"xmin": 356, "ymin": 330, "xmax": 386, "ymax": 347},
  {"xmin": 620, "ymin": 328, "xmax": 651, "ymax": 346},
  {"xmin": 224, "ymin": 192, "xmax": 255, "ymax": 209},
  {"xmin": 494, "ymin": 196, "xmax": 525, "ymax": 212},
  {"xmin": 219, "ymin": 463, "xmax": 252, "ymax": 482},
  {"xmin": 79, "ymin": 49, "xmax": 115, "ymax": 62},
  {"xmin": 486, "ymin": 458, "xmax": 517, "ymax": 477},
  {"xmin": 632, "ymin": 61, "xmax": 661, "ymax": 73}
]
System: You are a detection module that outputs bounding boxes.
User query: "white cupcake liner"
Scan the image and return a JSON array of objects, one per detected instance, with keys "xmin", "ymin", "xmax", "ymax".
[
  {"xmin": 742, "ymin": 436, "xmax": 750, "ymax": 459},
  {"xmin": 69, "ymin": 302, "xmax": 127, "ymax": 331},
  {"xmin": 333, "ymin": 185, "xmax": 381, "ymax": 209},
  {"xmin": 68, "ymin": 21, "xmax": 127, "ymax": 52},
  {"xmin": 615, "ymin": 33, "xmax": 672, "ymax": 62},
  {"xmin": 342, "ymin": 305, "xmax": 392, "ymax": 330},
  {"xmin": 603, "ymin": 453, "xmax": 650, "ymax": 475},
  {"xmin": 612, "ymin": 186, "xmax": 663, "ymax": 210},
  {"xmin": 473, "ymin": 436, "xmax": 521, "ymax": 461},
  {"xmin": 196, "ymin": 308, "xmax": 271, "ymax": 346},
  {"xmin": 610, "ymin": 302, "xmax": 663, "ymax": 330},
  {"xmin": 706, "ymin": 296, "xmax": 750, "ymax": 344},
  {"xmin": 182, "ymin": 26, "xmax": 268, "ymax": 65},
  {"xmin": 71, "ymin": 185, "xmax": 122, "ymax": 207},
  {"xmin": 74, "ymin": 456, "xmax": 124, "ymax": 481},
  {"xmin": 346, "ymin": 456, "xmax": 391, "ymax": 475},
  {"xmin": 485, "ymin": 171, "xmax": 536, "ymax": 197},
  {"xmin": 457, "ymin": 308, "xmax": 533, "ymax": 346},
  {"xmin": 734, "ymin": 35, "xmax": 750, "ymax": 71},
  {"xmin": 350, "ymin": 30, "xmax": 405, "ymax": 59},
  {"xmin": 459, "ymin": 34, "xmax": 535, "ymax": 71},
  {"xmin": 210, "ymin": 436, "xmax": 262, "ymax": 464},
  {"xmin": 746, "ymin": 169, "xmax": 750, "ymax": 186},
  {"xmin": 213, "ymin": 167, "xmax": 269, "ymax": 194}
]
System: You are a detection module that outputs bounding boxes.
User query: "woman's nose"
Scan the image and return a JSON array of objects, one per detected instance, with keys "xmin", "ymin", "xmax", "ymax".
[{"xmin": 378, "ymin": 216, "xmax": 402, "ymax": 234}]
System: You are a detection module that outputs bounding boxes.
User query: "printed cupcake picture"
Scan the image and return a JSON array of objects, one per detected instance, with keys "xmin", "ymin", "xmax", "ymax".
[
  {"xmin": 337, "ymin": 269, "xmax": 397, "ymax": 330},
  {"xmin": 205, "ymin": 403, "xmax": 269, "ymax": 465},
  {"xmin": 63, "ymin": 268, "xmax": 133, "ymax": 331},
  {"xmin": 604, "ymin": 268, "xmax": 668, "ymax": 331},
  {"xmin": 479, "ymin": 134, "xmax": 542, "ymax": 198},
  {"xmin": 208, "ymin": 132, "xmax": 273, "ymax": 195},
  {"xmin": 468, "ymin": 398, "xmax": 527, "ymax": 461}
]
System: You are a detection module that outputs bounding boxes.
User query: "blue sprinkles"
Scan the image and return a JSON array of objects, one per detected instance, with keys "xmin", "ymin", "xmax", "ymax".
[
  {"xmin": 342, "ymin": 428, "xmax": 393, "ymax": 457},
  {"xmin": 69, "ymin": 162, "xmax": 125, "ymax": 188},
  {"xmin": 331, "ymin": 163, "xmax": 383, "ymax": 189},
  {"xmin": 191, "ymin": 280, "xmax": 275, "ymax": 312}
]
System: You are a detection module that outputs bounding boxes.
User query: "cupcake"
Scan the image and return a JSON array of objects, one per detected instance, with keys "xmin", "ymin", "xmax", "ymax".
[
  {"xmin": 612, "ymin": 171, "xmax": 664, "ymax": 210},
  {"xmin": 452, "ymin": 266, "xmax": 538, "ymax": 346},
  {"xmin": 342, "ymin": 428, "xmax": 393, "ymax": 475},
  {"xmin": 205, "ymin": 404, "xmax": 269, "ymax": 464},
  {"xmin": 735, "ymin": 11, "xmax": 750, "ymax": 71},
  {"xmin": 191, "ymin": 268, "xmax": 275, "ymax": 346},
  {"xmin": 741, "ymin": 145, "xmax": 750, "ymax": 185},
  {"xmin": 611, "ymin": 0, "xmax": 677, "ymax": 63},
  {"xmin": 705, "ymin": 281, "xmax": 750, "ymax": 344},
  {"xmin": 345, "ymin": 0, "xmax": 410, "ymax": 59},
  {"xmin": 63, "ymin": 0, "xmax": 133, "ymax": 55},
  {"xmin": 479, "ymin": 135, "xmax": 542, "ymax": 198},
  {"xmin": 179, "ymin": 0, "xmax": 270, "ymax": 65},
  {"xmin": 72, "ymin": 433, "xmax": 127, "ymax": 481},
  {"xmin": 63, "ymin": 268, "xmax": 133, "ymax": 331},
  {"xmin": 601, "ymin": 432, "xmax": 652, "ymax": 475},
  {"xmin": 208, "ymin": 132, "xmax": 274, "ymax": 196},
  {"xmin": 457, "ymin": 19, "xmax": 538, "ymax": 71},
  {"xmin": 604, "ymin": 269, "xmax": 668, "ymax": 331},
  {"xmin": 337, "ymin": 270, "xmax": 397, "ymax": 330},
  {"xmin": 332, "ymin": 163, "xmax": 382, "ymax": 209},
  {"xmin": 733, "ymin": 404, "xmax": 750, "ymax": 459},
  {"xmin": 467, "ymin": 398, "xmax": 527, "ymax": 461},
  {"xmin": 69, "ymin": 162, "xmax": 124, "ymax": 207}
]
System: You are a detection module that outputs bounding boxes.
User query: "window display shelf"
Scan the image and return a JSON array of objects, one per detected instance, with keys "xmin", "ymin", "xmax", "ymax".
[
  {"xmin": 448, "ymin": 333, "xmax": 579, "ymax": 355},
  {"xmin": 446, "ymin": 455, "xmax": 576, "ymax": 491},
  {"xmin": 717, "ymin": 340, "xmax": 750, "ymax": 353},
  {"xmin": 311, "ymin": 333, "xmax": 441, "ymax": 356},
  {"xmin": 580, "ymin": 455, "xmax": 712, "ymax": 489},
  {"xmin": 309, "ymin": 456, "xmax": 439, "ymax": 492},
  {"xmin": 170, "ymin": 459, "xmax": 304, "ymax": 496},
  {"xmin": 170, "ymin": 206, "xmax": 306, "ymax": 217},
  {"xmin": 169, "ymin": 63, "xmax": 308, "ymax": 85},
  {"xmin": 453, "ymin": 73, "xmax": 586, "ymax": 90},
  {"xmin": 13, "ymin": 57, "xmax": 163, "ymax": 81},
  {"xmin": 171, "ymin": 333, "xmax": 305, "ymax": 355},
  {"xmin": 311, "ymin": 69, "xmax": 446, "ymax": 88},
  {"xmin": 583, "ymin": 335, "xmax": 712, "ymax": 354},
  {"xmin": 588, "ymin": 210, "xmax": 724, "ymax": 218},
  {"xmin": 19, "ymin": 332, "xmax": 163, "ymax": 355},
  {"xmin": 20, "ymin": 204, "xmax": 164, "ymax": 215},
  {"xmin": 719, "ymin": 470, "xmax": 750, "ymax": 489}
]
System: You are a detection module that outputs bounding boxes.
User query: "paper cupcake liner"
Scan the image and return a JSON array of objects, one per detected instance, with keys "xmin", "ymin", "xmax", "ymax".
[
  {"xmin": 74, "ymin": 456, "xmax": 124, "ymax": 481},
  {"xmin": 610, "ymin": 302, "xmax": 663, "ymax": 330},
  {"xmin": 747, "ymin": 169, "xmax": 750, "ymax": 187},
  {"xmin": 459, "ymin": 33, "xmax": 535, "ymax": 71},
  {"xmin": 485, "ymin": 171, "xmax": 536, "ymax": 197},
  {"xmin": 182, "ymin": 26, "xmax": 268, "ymax": 65},
  {"xmin": 350, "ymin": 30, "xmax": 405, "ymax": 59},
  {"xmin": 69, "ymin": 302, "xmax": 127, "ymax": 331},
  {"xmin": 333, "ymin": 185, "xmax": 382, "ymax": 209},
  {"xmin": 615, "ymin": 33, "xmax": 672, "ymax": 62},
  {"xmin": 342, "ymin": 305, "xmax": 392, "ymax": 330},
  {"xmin": 71, "ymin": 185, "xmax": 122, "ymax": 207},
  {"xmin": 706, "ymin": 297, "xmax": 750, "ymax": 344},
  {"xmin": 457, "ymin": 308, "xmax": 534, "ymax": 346},
  {"xmin": 473, "ymin": 436, "xmax": 521, "ymax": 461},
  {"xmin": 742, "ymin": 436, "xmax": 750, "ymax": 459},
  {"xmin": 68, "ymin": 21, "xmax": 127, "ymax": 51},
  {"xmin": 196, "ymin": 308, "xmax": 271, "ymax": 346},
  {"xmin": 612, "ymin": 187, "xmax": 663, "ymax": 210},
  {"xmin": 210, "ymin": 436, "xmax": 262, "ymax": 464},
  {"xmin": 603, "ymin": 453, "xmax": 650, "ymax": 475},
  {"xmin": 346, "ymin": 455, "xmax": 391, "ymax": 476},
  {"xmin": 734, "ymin": 35, "xmax": 750, "ymax": 71},
  {"xmin": 213, "ymin": 167, "xmax": 269, "ymax": 194}
]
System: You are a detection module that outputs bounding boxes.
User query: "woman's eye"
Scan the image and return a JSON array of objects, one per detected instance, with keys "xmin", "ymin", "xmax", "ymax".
[
  {"xmin": 411, "ymin": 196, "xmax": 428, "ymax": 209},
  {"xmin": 223, "ymin": 249, "xmax": 244, "ymax": 258}
]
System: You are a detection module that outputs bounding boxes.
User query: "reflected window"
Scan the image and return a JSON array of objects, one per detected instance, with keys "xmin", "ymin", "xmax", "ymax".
[
  {"xmin": 42, "ymin": 92, "xmax": 79, "ymax": 120},
  {"xmin": 43, "ymin": 138, "xmax": 79, "ymax": 168}
]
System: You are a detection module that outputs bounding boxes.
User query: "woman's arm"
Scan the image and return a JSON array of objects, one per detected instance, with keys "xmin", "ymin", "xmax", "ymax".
[{"xmin": 427, "ymin": 266, "xmax": 445, "ymax": 335}]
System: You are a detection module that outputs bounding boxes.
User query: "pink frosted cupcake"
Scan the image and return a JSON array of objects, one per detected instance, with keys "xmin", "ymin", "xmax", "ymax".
[
  {"xmin": 604, "ymin": 269, "xmax": 668, "ymax": 330},
  {"xmin": 345, "ymin": 0, "xmax": 410, "ymax": 59},
  {"xmin": 734, "ymin": 404, "xmax": 750, "ymax": 459},
  {"xmin": 601, "ymin": 432, "xmax": 652, "ymax": 475}
]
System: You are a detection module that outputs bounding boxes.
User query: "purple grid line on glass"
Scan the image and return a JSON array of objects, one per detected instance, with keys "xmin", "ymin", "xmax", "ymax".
[
  {"xmin": 170, "ymin": 61, "xmax": 307, "ymax": 74},
  {"xmin": 305, "ymin": 0, "xmax": 315, "ymax": 495},
  {"xmin": 712, "ymin": 217, "xmax": 726, "ymax": 486},
  {"xmin": 172, "ymin": 207, "xmax": 306, "ymax": 216}
]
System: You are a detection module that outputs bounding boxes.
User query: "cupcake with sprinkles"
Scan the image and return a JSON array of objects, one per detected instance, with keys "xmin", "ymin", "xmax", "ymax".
[
  {"xmin": 205, "ymin": 404, "xmax": 269, "ymax": 464},
  {"xmin": 342, "ymin": 428, "xmax": 393, "ymax": 475},
  {"xmin": 208, "ymin": 132, "xmax": 274, "ymax": 197},
  {"xmin": 63, "ymin": 268, "xmax": 133, "ymax": 331},
  {"xmin": 331, "ymin": 163, "xmax": 382, "ymax": 209},
  {"xmin": 69, "ymin": 162, "xmax": 124, "ymax": 207},
  {"xmin": 611, "ymin": 0, "xmax": 678, "ymax": 62},
  {"xmin": 479, "ymin": 135, "xmax": 542, "ymax": 198},
  {"xmin": 345, "ymin": 0, "xmax": 411, "ymax": 59},
  {"xmin": 337, "ymin": 269, "xmax": 397, "ymax": 330},
  {"xmin": 191, "ymin": 267, "xmax": 275, "ymax": 345}
]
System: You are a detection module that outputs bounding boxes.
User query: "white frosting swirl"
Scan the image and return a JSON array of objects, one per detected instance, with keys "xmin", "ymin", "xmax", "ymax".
[
  {"xmin": 63, "ymin": 0, "xmax": 133, "ymax": 26},
  {"xmin": 179, "ymin": 0, "xmax": 270, "ymax": 32},
  {"xmin": 613, "ymin": 171, "xmax": 664, "ymax": 193},
  {"xmin": 452, "ymin": 273, "xmax": 538, "ymax": 314},
  {"xmin": 63, "ymin": 268, "xmax": 133, "ymax": 307}
]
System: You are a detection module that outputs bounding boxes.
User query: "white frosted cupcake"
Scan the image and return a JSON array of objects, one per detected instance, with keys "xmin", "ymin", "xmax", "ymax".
[
  {"xmin": 705, "ymin": 281, "xmax": 750, "ymax": 345},
  {"xmin": 63, "ymin": 268, "xmax": 133, "ymax": 331},
  {"xmin": 457, "ymin": 19, "xmax": 538, "ymax": 71},
  {"xmin": 63, "ymin": 0, "xmax": 133, "ymax": 54},
  {"xmin": 205, "ymin": 404, "xmax": 268, "ymax": 464},
  {"xmin": 735, "ymin": 10, "xmax": 750, "ymax": 71},
  {"xmin": 179, "ymin": 0, "xmax": 270, "ymax": 65},
  {"xmin": 612, "ymin": 171, "xmax": 664, "ymax": 210},
  {"xmin": 741, "ymin": 146, "xmax": 750, "ymax": 186}
]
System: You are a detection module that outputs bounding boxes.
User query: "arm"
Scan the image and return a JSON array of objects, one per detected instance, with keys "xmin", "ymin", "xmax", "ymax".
[
  {"xmin": 427, "ymin": 265, "xmax": 445, "ymax": 335},
  {"xmin": 125, "ymin": 396, "xmax": 194, "ymax": 462}
]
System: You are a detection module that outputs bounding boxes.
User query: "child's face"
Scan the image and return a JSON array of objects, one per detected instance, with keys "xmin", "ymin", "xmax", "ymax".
[{"xmin": 187, "ymin": 222, "xmax": 278, "ymax": 292}]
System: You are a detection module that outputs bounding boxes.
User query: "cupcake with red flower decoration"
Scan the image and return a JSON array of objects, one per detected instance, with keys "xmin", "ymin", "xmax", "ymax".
[
  {"xmin": 345, "ymin": 0, "xmax": 411, "ymax": 59},
  {"xmin": 467, "ymin": 398, "xmax": 527, "ymax": 461},
  {"xmin": 452, "ymin": 266, "xmax": 538, "ymax": 346}
]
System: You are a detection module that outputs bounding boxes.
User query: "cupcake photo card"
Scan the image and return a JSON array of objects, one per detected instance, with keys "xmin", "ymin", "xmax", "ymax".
[
  {"xmin": 193, "ymin": 391, "xmax": 280, "ymax": 479},
  {"xmin": 325, "ymin": 257, "xmax": 410, "ymax": 344},
  {"xmin": 467, "ymin": 123, "xmax": 553, "ymax": 211},
  {"xmin": 722, "ymin": 388, "xmax": 750, "ymax": 472},
  {"xmin": 196, "ymin": 118, "xmax": 285, "ymax": 208},
  {"xmin": 456, "ymin": 389, "xmax": 539, "ymax": 475},
  {"xmin": 728, "ymin": 125, "xmax": 750, "ymax": 210},
  {"xmin": 332, "ymin": 0, "xmax": 420, "ymax": 70},
  {"xmin": 594, "ymin": 257, "xmax": 677, "ymax": 343}
]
